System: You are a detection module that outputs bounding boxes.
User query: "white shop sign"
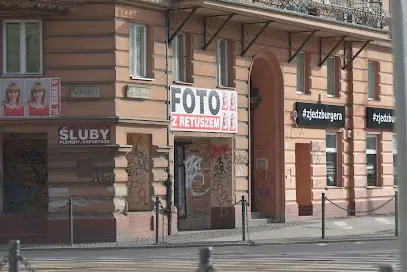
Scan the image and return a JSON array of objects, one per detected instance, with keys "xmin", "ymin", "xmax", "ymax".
[{"xmin": 170, "ymin": 85, "xmax": 238, "ymax": 133}]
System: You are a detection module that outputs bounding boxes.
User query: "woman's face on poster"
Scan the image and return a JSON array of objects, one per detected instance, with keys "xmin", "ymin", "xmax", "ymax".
[
  {"xmin": 7, "ymin": 87, "xmax": 19, "ymax": 103},
  {"xmin": 32, "ymin": 87, "xmax": 44, "ymax": 103}
]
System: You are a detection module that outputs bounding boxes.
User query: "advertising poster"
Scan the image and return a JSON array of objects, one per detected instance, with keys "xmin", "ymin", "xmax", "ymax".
[
  {"xmin": 1, "ymin": 77, "xmax": 61, "ymax": 118},
  {"xmin": 170, "ymin": 85, "xmax": 238, "ymax": 133}
]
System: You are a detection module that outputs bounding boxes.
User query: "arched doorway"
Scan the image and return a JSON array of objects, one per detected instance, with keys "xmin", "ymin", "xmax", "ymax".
[{"xmin": 249, "ymin": 49, "xmax": 285, "ymax": 222}]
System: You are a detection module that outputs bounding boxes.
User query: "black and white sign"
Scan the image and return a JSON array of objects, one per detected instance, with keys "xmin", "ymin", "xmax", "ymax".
[
  {"xmin": 366, "ymin": 107, "xmax": 395, "ymax": 130},
  {"xmin": 295, "ymin": 102, "xmax": 346, "ymax": 128}
]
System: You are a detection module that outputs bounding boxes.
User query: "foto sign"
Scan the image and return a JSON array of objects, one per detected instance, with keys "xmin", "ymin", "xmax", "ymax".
[{"xmin": 170, "ymin": 85, "xmax": 238, "ymax": 133}]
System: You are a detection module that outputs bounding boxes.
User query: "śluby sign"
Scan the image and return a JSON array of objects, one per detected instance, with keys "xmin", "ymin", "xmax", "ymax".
[
  {"xmin": 59, "ymin": 126, "xmax": 111, "ymax": 145},
  {"xmin": 170, "ymin": 85, "xmax": 238, "ymax": 133}
]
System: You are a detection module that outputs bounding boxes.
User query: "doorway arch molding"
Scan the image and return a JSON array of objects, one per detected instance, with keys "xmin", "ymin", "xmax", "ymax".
[{"xmin": 247, "ymin": 47, "xmax": 286, "ymax": 222}]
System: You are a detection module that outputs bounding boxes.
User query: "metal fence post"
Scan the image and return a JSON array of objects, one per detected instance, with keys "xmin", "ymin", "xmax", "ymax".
[
  {"xmin": 155, "ymin": 196, "xmax": 160, "ymax": 244},
  {"xmin": 197, "ymin": 247, "xmax": 216, "ymax": 272},
  {"xmin": 395, "ymin": 191, "xmax": 399, "ymax": 237},
  {"xmin": 322, "ymin": 192, "xmax": 326, "ymax": 240},
  {"xmin": 69, "ymin": 197, "xmax": 74, "ymax": 246},
  {"xmin": 8, "ymin": 240, "xmax": 20, "ymax": 272},
  {"xmin": 241, "ymin": 195, "xmax": 246, "ymax": 242},
  {"xmin": 379, "ymin": 264, "xmax": 395, "ymax": 272}
]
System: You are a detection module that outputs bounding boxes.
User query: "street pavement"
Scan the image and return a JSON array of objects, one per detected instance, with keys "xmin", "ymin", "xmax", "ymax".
[{"xmin": 0, "ymin": 240, "xmax": 399, "ymax": 271}]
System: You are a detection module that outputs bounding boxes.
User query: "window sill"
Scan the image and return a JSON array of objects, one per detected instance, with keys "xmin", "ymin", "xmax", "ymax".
[
  {"xmin": 130, "ymin": 76, "xmax": 154, "ymax": 81},
  {"xmin": 2, "ymin": 73, "xmax": 43, "ymax": 77},
  {"xmin": 173, "ymin": 81, "xmax": 193, "ymax": 86},
  {"xmin": 327, "ymin": 95, "xmax": 340, "ymax": 99},
  {"xmin": 296, "ymin": 91, "xmax": 311, "ymax": 95},
  {"xmin": 367, "ymin": 186, "xmax": 383, "ymax": 189},
  {"xmin": 325, "ymin": 186, "xmax": 343, "ymax": 189},
  {"xmin": 217, "ymin": 85, "xmax": 235, "ymax": 90}
]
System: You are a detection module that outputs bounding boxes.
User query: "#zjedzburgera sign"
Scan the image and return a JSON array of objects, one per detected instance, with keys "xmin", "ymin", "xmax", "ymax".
[{"xmin": 170, "ymin": 85, "xmax": 238, "ymax": 133}]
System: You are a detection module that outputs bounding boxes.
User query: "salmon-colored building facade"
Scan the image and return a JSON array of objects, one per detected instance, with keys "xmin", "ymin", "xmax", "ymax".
[{"xmin": 0, "ymin": 0, "xmax": 396, "ymax": 243}]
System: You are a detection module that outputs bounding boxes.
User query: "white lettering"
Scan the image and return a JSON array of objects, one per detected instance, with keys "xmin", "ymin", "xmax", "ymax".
[
  {"xmin": 59, "ymin": 127, "xmax": 69, "ymax": 141},
  {"xmin": 100, "ymin": 129, "xmax": 109, "ymax": 140},
  {"xmin": 89, "ymin": 129, "xmax": 99, "ymax": 140}
]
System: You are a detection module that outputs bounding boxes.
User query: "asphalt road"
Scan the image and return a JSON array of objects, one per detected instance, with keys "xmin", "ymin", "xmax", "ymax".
[{"xmin": 0, "ymin": 240, "xmax": 399, "ymax": 271}]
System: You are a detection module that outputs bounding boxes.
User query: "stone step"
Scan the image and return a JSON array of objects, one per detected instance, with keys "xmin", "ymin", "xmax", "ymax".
[
  {"xmin": 250, "ymin": 212, "xmax": 264, "ymax": 219},
  {"xmin": 248, "ymin": 217, "xmax": 274, "ymax": 226}
]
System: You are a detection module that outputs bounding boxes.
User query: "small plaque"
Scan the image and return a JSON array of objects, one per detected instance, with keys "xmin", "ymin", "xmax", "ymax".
[
  {"xmin": 71, "ymin": 86, "xmax": 101, "ymax": 98},
  {"xmin": 126, "ymin": 85, "xmax": 150, "ymax": 99}
]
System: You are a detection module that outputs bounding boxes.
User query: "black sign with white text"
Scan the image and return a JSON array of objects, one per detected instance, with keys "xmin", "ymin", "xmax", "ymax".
[
  {"xmin": 295, "ymin": 102, "xmax": 346, "ymax": 128},
  {"xmin": 366, "ymin": 107, "xmax": 395, "ymax": 130}
]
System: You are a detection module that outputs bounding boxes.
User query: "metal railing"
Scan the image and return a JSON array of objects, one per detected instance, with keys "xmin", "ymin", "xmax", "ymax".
[
  {"xmin": 222, "ymin": 0, "xmax": 391, "ymax": 29},
  {"xmin": 321, "ymin": 191, "xmax": 399, "ymax": 239},
  {"xmin": 154, "ymin": 195, "xmax": 253, "ymax": 245}
]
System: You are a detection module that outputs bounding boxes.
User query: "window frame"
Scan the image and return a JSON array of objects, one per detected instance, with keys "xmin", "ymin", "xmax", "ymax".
[
  {"xmin": 296, "ymin": 52, "xmax": 305, "ymax": 94},
  {"xmin": 327, "ymin": 57, "xmax": 336, "ymax": 97},
  {"xmin": 173, "ymin": 32, "xmax": 187, "ymax": 83},
  {"xmin": 129, "ymin": 24, "xmax": 147, "ymax": 79},
  {"xmin": 2, "ymin": 20, "xmax": 43, "ymax": 75},
  {"xmin": 216, "ymin": 39, "xmax": 228, "ymax": 87},
  {"xmin": 326, "ymin": 132, "xmax": 339, "ymax": 186},
  {"xmin": 367, "ymin": 60, "xmax": 377, "ymax": 100},
  {"xmin": 366, "ymin": 134, "xmax": 379, "ymax": 187}
]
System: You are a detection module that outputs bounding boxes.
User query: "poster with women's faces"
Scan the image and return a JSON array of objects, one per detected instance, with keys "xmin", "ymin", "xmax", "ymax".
[
  {"xmin": 220, "ymin": 90, "xmax": 238, "ymax": 133},
  {"xmin": 0, "ymin": 77, "xmax": 61, "ymax": 118}
]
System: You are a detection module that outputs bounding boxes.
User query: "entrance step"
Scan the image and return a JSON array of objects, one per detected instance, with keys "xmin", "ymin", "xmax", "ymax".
[
  {"xmin": 250, "ymin": 212, "xmax": 274, "ymax": 226},
  {"xmin": 298, "ymin": 204, "xmax": 313, "ymax": 216}
]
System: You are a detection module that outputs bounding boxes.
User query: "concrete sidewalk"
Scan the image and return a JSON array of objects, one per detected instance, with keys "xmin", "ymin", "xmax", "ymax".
[
  {"xmin": 0, "ymin": 214, "xmax": 397, "ymax": 251},
  {"xmin": 204, "ymin": 214, "xmax": 397, "ymax": 242}
]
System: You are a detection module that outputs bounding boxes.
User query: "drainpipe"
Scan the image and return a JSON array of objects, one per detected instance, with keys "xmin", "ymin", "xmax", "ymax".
[
  {"xmin": 165, "ymin": 10, "xmax": 173, "ymax": 236},
  {"xmin": 347, "ymin": 49, "xmax": 356, "ymax": 216}
]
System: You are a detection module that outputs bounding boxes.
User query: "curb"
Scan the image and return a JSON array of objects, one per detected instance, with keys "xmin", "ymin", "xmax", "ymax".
[{"xmin": 0, "ymin": 235, "xmax": 397, "ymax": 252}]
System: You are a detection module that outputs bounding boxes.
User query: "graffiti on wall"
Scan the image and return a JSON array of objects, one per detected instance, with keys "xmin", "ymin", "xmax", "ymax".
[
  {"xmin": 185, "ymin": 155, "xmax": 210, "ymax": 196},
  {"xmin": 311, "ymin": 142, "xmax": 324, "ymax": 163},
  {"xmin": 125, "ymin": 134, "xmax": 151, "ymax": 210},
  {"xmin": 3, "ymin": 138, "xmax": 48, "ymax": 214},
  {"xmin": 92, "ymin": 169, "xmax": 115, "ymax": 185},
  {"xmin": 211, "ymin": 144, "xmax": 232, "ymax": 216}
]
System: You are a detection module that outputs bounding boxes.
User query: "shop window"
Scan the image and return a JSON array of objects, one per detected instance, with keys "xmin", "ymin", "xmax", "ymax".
[
  {"xmin": 327, "ymin": 57, "xmax": 340, "ymax": 97},
  {"xmin": 368, "ymin": 61, "xmax": 377, "ymax": 100},
  {"xmin": 129, "ymin": 24, "xmax": 147, "ymax": 79},
  {"xmin": 366, "ymin": 134, "xmax": 379, "ymax": 186},
  {"xmin": 217, "ymin": 39, "xmax": 228, "ymax": 87},
  {"xmin": 326, "ymin": 133, "xmax": 338, "ymax": 186},
  {"xmin": 393, "ymin": 134, "xmax": 398, "ymax": 186},
  {"xmin": 3, "ymin": 21, "xmax": 42, "ymax": 75},
  {"xmin": 173, "ymin": 33, "xmax": 187, "ymax": 82}
]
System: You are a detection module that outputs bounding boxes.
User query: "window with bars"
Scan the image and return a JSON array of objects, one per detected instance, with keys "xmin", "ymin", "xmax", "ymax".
[
  {"xmin": 393, "ymin": 135, "xmax": 398, "ymax": 186},
  {"xmin": 217, "ymin": 39, "xmax": 228, "ymax": 87},
  {"xmin": 3, "ymin": 21, "xmax": 42, "ymax": 75},
  {"xmin": 173, "ymin": 33, "xmax": 187, "ymax": 82},
  {"xmin": 129, "ymin": 24, "xmax": 147, "ymax": 78},
  {"xmin": 326, "ymin": 133, "xmax": 338, "ymax": 186},
  {"xmin": 366, "ymin": 134, "xmax": 379, "ymax": 186}
]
